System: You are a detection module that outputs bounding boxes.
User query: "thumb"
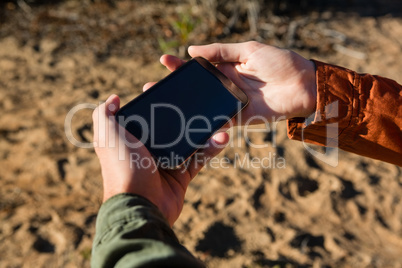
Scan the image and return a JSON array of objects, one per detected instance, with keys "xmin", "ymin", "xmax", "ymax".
[
  {"xmin": 93, "ymin": 94, "xmax": 121, "ymax": 148},
  {"xmin": 104, "ymin": 94, "xmax": 120, "ymax": 116},
  {"xmin": 187, "ymin": 131, "xmax": 230, "ymax": 177}
]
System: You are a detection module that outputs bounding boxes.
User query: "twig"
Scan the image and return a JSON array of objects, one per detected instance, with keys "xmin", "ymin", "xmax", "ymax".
[
  {"xmin": 247, "ymin": 0, "xmax": 259, "ymax": 36},
  {"xmin": 287, "ymin": 18, "xmax": 308, "ymax": 48},
  {"xmin": 223, "ymin": 6, "xmax": 239, "ymax": 35},
  {"xmin": 287, "ymin": 20, "xmax": 298, "ymax": 47},
  {"xmin": 333, "ymin": 44, "xmax": 367, "ymax": 60},
  {"xmin": 17, "ymin": 0, "xmax": 32, "ymax": 15},
  {"xmin": 321, "ymin": 29, "xmax": 347, "ymax": 43}
]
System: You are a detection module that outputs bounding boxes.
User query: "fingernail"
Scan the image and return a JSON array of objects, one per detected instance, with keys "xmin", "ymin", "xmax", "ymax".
[
  {"xmin": 212, "ymin": 133, "xmax": 227, "ymax": 144},
  {"xmin": 108, "ymin": 103, "xmax": 116, "ymax": 112}
]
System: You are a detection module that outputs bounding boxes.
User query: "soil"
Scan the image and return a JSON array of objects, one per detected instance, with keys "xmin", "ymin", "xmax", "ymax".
[{"xmin": 0, "ymin": 1, "xmax": 402, "ymax": 267}]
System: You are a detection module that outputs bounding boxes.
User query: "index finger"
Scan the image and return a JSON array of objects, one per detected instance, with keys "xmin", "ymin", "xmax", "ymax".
[{"xmin": 188, "ymin": 41, "xmax": 263, "ymax": 63}]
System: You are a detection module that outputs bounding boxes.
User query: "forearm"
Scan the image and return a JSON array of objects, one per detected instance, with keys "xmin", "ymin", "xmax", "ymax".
[
  {"xmin": 288, "ymin": 60, "xmax": 402, "ymax": 166},
  {"xmin": 91, "ymin": 193, "xmax": 204, "ymax": 268}
]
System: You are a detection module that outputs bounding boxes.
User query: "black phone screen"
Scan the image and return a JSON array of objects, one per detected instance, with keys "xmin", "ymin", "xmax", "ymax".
[{"xmin": 116, "ymin": 58, "xmax": 246, "ymax": 167}]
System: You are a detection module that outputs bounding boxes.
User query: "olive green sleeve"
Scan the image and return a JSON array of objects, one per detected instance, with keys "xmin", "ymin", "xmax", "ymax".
[{"xmin": 91, "ymin": 193, "xmax": 204, "ymax": 268}]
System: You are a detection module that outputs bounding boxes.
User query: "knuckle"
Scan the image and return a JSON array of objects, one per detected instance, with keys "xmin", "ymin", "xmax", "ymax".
[{"xmin": 246, "ymin": 40, "xmax": 262, "ymax": 50}]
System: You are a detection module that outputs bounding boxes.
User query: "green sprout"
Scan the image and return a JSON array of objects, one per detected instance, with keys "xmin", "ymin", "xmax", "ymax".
[{"xmin": 158, "ymin": 12, "xmax": 199, "ymax": 56}]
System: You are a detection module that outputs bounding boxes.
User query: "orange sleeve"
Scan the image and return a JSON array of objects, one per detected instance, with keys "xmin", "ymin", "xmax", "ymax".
[{"xmin": 287, "ymin": 60, "xmax": 402, "ymax": 166}]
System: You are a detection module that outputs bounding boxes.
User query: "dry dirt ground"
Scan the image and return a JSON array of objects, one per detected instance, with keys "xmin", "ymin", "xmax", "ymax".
[{"xmin": 0, "ymin": 1, "xmax": 402, "ymax": 267}]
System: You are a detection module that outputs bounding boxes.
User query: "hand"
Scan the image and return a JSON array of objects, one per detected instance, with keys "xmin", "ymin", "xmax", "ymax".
[
  {"xmin": 155, "ymin": 41, "xmax": 317, "ymax": 125},
  {"xmin": 92, "ymin": 95, "xmax": 229, "ymax": 226}
]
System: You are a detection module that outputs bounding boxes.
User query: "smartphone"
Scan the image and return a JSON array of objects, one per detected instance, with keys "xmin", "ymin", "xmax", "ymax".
[{"xmin": 115, "ymin": 57, "xmax": 248, "ymax": 169}]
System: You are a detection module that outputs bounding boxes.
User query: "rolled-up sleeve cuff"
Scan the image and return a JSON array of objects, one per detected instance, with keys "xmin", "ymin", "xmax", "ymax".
[{"xmin": 287, "ymin": 60, "xmax": 361, "ymax": 147}]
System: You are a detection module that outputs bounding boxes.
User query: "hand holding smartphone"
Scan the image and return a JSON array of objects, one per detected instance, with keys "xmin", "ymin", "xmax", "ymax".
[{"xmin": 115, "ymin": 57, "xmax": 248, "ymax": 169}]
